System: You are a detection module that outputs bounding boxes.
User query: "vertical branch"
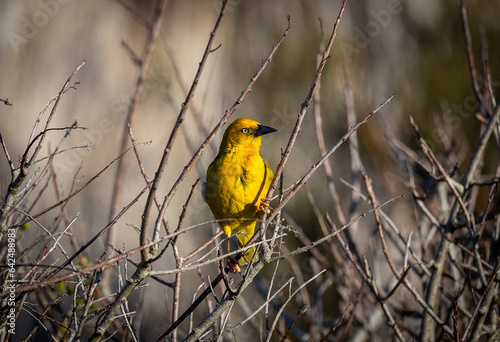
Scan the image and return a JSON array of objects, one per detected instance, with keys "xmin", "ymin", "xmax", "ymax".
[
  {"xmin": 107, "ymin": 0, "xmax": 169, "ymax": 257},
  {"xmin": 460, "ymin": 0, "xmax": 484, "ymax": 115},
  {"xmin": 0, "ymin": 134, "xmax": 14, "ymax": 171},
  {"xmin": 479, "ymin": 27, "xmax": 496, "ymax": 114},
  {"xmin": 170, "ymin": 179, "xmax": 198, "ymax": 342},
  {"xmin": 363, "ymin": 173, "xmax": 399, "ymax": 276},
  {"xmin": 256, "ymin": 0, "xmax": 348, "ymax": 251},
  {"xmin": 343, "ymin": 68, "xmax": 364, "ymax": 261},
  {"xmin": 312, "ymin": 21, "xmax": 348, "ymax": 227},
  {"xmin": 139, "ymin": 0, "xmax": 228, "ymax": 262}
]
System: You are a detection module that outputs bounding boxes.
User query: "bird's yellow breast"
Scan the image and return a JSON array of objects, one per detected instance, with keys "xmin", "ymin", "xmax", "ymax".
[{"xmin": 204, "ymin": 149, "xmax": 273, "ymax": 235}]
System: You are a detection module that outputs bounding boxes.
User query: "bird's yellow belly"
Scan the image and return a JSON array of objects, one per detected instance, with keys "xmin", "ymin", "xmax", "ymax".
[{"xmin": 211, "ymin": 167, "xmax": 261, "ymax": 219}]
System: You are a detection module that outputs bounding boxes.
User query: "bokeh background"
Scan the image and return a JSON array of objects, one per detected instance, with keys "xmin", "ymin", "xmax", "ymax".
[{"xmin": 1, "ymin": 0, "xmax": 499, "ymax": 340}]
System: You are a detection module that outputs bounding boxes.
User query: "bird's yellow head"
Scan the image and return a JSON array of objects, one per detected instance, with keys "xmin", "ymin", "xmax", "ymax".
[{"xmin": 219, "ymin": 118, "xmax": 277, "ymax": 154}]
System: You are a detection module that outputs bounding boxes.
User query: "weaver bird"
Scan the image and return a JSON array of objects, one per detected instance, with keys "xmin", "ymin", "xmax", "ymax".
[{"xmin": 204, "ymin": 118, "xmax": 277, "ymax": 269}]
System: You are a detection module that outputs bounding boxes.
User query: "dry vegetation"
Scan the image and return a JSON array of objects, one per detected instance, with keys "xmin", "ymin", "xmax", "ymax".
[{"xmin": 0, "ymin": 0, "xmax": 499, "ymax": 341}]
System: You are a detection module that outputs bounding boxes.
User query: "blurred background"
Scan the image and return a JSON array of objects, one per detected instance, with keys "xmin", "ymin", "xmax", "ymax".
[{"xmin": 1, "ymin": 0, "xmax": 499, "ymax": 340}]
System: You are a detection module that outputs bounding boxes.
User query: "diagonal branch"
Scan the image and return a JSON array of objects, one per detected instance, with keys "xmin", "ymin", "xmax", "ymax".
[
  {"xmin": 139, "ymin": 0, "xmax": 228, "ymax": 262},
  {"xmin": 107, "ymin": 0, "xmax": 169, "ymax": 261}
]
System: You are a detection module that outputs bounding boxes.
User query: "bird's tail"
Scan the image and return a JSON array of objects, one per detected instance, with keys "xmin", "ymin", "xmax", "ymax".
[{"xmin": 236, "ymin": 231, "xmax": 259, "ymax": 265}]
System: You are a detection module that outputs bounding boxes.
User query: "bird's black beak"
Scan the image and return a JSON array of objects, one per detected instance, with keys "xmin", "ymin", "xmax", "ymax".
[{"xmin": 253, "ymin": 124, "xmax": 277, "ymax": 137}]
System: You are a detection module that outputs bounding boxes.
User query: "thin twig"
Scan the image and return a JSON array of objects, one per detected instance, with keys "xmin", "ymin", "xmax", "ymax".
[
  {"xmin": 171, "ymin": 178, "xmax": 199, "ymax": 342},
  {"xmin": 271, "ymin": 195, "xmax": 402, "ymax": 262},
  {"xmin": 10, "ymin": 145, "xmax": 138, "ymax": 231},
  {"xmin": 268, "ymin": 94, "xmax": 396, "ymax": 224},
  {"xmin": 460, "ymin": 0, "xmax": 484, "ymax": 115},
  {"xmin": 264, "ymin": 0, "xmax": 348, "ymax": 209},
  {"xmin": 264, "ymin": 270, "xmax": 326, "ymax": 342},
  {"xmin": 0, "ymin": 62, "xmax": 85, "ymax": 235}
]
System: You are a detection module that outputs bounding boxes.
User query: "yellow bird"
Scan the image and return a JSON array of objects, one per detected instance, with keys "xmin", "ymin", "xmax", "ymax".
[{"xmin": 204, "ymin": 118, "xmax": 277, "ymax": 267}]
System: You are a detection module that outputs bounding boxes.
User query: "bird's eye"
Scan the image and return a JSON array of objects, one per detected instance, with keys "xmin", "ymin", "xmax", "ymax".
[{"xmin": 241, "ymin": 128, "xmax": 249, "ymax": 134}]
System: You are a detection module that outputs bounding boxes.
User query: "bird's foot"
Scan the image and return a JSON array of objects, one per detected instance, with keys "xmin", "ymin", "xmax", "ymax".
[
  {"xmin": 259, "ymin": 198, "xmax": 272, "ymax": 214},
  {"xmin": 227, "ymin": 256, "xmax": 241, "ymax": 274}
]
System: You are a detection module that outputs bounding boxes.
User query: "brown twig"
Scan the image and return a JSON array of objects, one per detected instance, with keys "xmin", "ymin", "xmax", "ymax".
[
  {"xmin": 48, "ymin": 181, "xmax": 149, "ymax": 279},
  {"xmin": 183, "ymin": 230, "xmax": 223, "ymax": 262},
  {"xmin": 128, "ymin": 124, "xmax": 172, "ymax": 245},
  {"xmin": 170, "ymin": 178, "xmax": 199, "ymax": 342},
  {"xmin": 312, "ymin": 18, "xmax": 348, "ymax": 227},
  {"xmin": 343, "ymin": 67, "xmax": 365, "ymax": 262},
  {"xmin": 479, "ymin": 26, "xmax": 497, "ymax": 116},
  {"xmin": 110, "ymin": 246, "xmax": 174, "ymax": 288},
  {"xmin": 460, "ymin": 0, "xmax": 485, "ymax": 116},
  {"xmin": 461, "ymin": 266, "xmax": 498, "ymax": 341},
  {"xmin": 410, "ymin": 117, "xmax": 471, "ymax": 226},
  {"xmin": 264, "ymin": 0, "xmax": 348, "ymax": 208},
  {"xmin": 264, "ymin": 270, "xmax": 326, "ymax": 342},
  {"xmin": 363, "ymin": 172, "xmax": 399, "ymax": 276},
  {"xmin": 272, "ymin": 195, "xmax": 402, "ymax": 263}
]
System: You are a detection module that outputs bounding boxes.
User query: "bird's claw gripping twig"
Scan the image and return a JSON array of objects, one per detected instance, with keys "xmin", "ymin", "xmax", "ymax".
[
  {"xmin": 259, "ymin": 198, "xmax": 272, "ymax": 214},
  {"xmin": 227, "ymin": 256, "xmax": 241, "ymax": 274}
]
